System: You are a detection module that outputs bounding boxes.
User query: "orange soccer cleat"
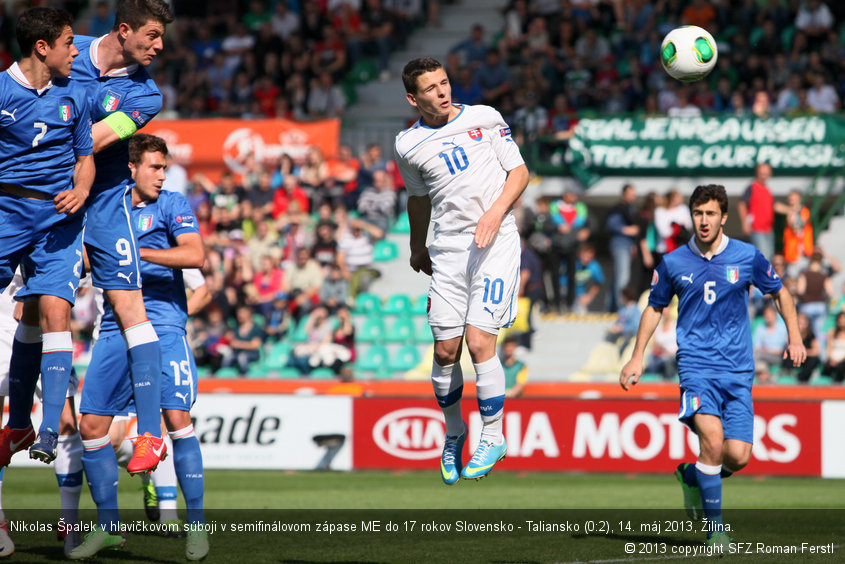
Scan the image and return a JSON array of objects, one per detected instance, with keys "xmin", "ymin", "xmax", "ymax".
[{"xmin": 127, "ymin": 433, "xmax": 167, "ymax": 476}]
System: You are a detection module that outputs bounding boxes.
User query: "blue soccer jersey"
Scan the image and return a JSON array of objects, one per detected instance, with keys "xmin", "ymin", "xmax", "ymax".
[
  {"xmin": 99, "ymin": 190, "xmax": 199, "ymax": 334},
  {"xmin": 0, "ymin": 63, "xmax": 92, "ymax": 196},
  {"xmin": 648, "ymin": 236, "xmax": 782, "ymax": 376},
  {"xmin": 71, "ymin": 35, "xmax": 162, "ymax": 193}
]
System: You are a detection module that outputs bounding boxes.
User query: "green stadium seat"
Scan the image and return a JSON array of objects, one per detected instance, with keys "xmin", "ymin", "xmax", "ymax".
[
  {"xmin": 278, "ymin": 366, "xmax": 303, "ymax": 379},
  {"xmin": 385, "ymin": 317, "xmax": 416, "ymax": 344},
  {"xmin": 811, "ymin": 375, "xmax": 834, "ymax": 386},
  {"xmin": 388, "ymin": 345, "xmax": 421, "ymax": 372},
  {"xmin": 310, "ymin": 367, "xmax": 337, "ymax": 380},
  {"xmin": 382, "ymin": 294, "xmax": 413, "ymax": 316},
  {"xmin": 354, "ymin": 292, "xmax": 382, "ymax": 315},
  {"xmin": 357, "ymin": 315, "xmax": 387, "ymax": 344},
  {"xmin": 214, "ymin": 367, "xmax": 240, "ymax": 379},
  {"xmin": 246, "ymin": 365, "xmax": 270, "ymax": 378},
  {"xmin": 373, "ymin": 240, "xmax": 399, "ymax": 262},
  {"xmin": 410, "ymin": 295, "xmax": 428, "ymax": 316},
  {"xmin": 348, "ymin": 58, "xmax": 378, "ymax": 83},
  {"xmin": 391, "ymin": 213, "xmax": 411, "ymax": 234},
  {"xmin": 196, "ymin": 366, "xmax": 213, "ymax": 378},
  {"xmin": 263, "ymin": 342, "xmax": 293, "ymax": 369},
  {"xmin": 638, "ymin": 373, "xmax": 663, "ymax": 383},
  {"xmin": 289, "ymin": 316, "xmax": 310, "ymax": 343},
  {"xmin": 354, "ymin": 344, "xmax": 390, "ymax": 373}
]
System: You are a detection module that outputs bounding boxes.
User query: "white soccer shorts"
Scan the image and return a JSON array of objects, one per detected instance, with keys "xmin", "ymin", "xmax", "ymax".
[{"xmin": 427, "ymin": 226, "xmax": 520, "ymax": 336}]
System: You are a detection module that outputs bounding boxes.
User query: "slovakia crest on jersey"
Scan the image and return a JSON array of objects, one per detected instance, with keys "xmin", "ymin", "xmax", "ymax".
[
  {"xmin": 468, "ymin": 128, "xmax": 483, "ymax": 141},
  {"xmin": 138, "ymin": 214, "xmax": 154, "ymax": 232},
  {"xmin": 726, "ymin": 266, "xmax": 739, "ymax": 284},
  {"xmin": 103, "ymin": 91, "xmax": 121, "ymax": 112},
  {"xmin": 59, "ymin": 102, "xmax": 71, "ymax": 122}
]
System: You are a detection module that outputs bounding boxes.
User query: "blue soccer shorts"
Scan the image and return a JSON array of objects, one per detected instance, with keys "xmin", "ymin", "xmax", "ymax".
[
  {"xmin": 81, "ymin": 329, "xmax": 197, "ymax": 416},
  {"xmin": 0, "ymin": 195, "xmax": 84, "ymax": 304},
  {"xmin": 84, "ymin": 184, "xmax": 142, "ymax": 291},
  {"xmin": 678, "ymin": 372, "xmax": 755, "ymax": 444}
]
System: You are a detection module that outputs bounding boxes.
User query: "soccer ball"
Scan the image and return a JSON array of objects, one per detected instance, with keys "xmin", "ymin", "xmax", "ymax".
[{"xmin": 660, "ymin": 25, "xmax": 718, "ymax": 82}]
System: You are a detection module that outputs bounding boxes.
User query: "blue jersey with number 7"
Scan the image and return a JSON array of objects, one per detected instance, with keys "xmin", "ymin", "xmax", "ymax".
[{"xmin": 648, "ymin": 236, "xmax": 782, "ymax": 376}]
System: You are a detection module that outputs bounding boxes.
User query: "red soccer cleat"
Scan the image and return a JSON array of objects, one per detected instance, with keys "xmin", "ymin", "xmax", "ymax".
[
  {"xmin": 0, "ymin": 425, "xmax": 35, "ymax": 467},
  {"xmin": 127, "ymin": 432, "xmax": 167, "ymax": 476}
]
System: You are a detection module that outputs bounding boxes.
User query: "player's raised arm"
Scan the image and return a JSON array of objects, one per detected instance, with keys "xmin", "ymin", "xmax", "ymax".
[
  {"xmin": 475, "ymin": 163, "xmax": 529, "ymax": 249},
  {"xmin": 619, "ymin": 305, "xmax": 664, "ymax": 390},
  {"xmin": 407, "ymin": 194, "xmax": 432, "ymax": 275},
  {"xmin": 139, "ymin": 231, "xmax": 205, "ymax": 269},
  {"xmin": 772, "ymin": 286, "xmax": 807, "ymax": 367}
]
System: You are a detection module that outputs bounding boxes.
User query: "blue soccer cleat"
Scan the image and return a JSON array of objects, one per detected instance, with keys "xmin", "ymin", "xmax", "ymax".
[
  {"xmin": 461, "ymin": 438, "xmax": 507, "ymax": 480},
  {"xmin": 440, "ymin": 423, "xmax": 466, "ymax": 486},
  {"xmin": 29, "ymin": 428, "xmax": 58, "ymax": 464}
]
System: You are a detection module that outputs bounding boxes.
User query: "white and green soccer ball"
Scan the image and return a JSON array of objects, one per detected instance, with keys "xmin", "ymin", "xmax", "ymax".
[{"xmin": 660, "ymin": 25, "xmax": 718, "ymax": 82}]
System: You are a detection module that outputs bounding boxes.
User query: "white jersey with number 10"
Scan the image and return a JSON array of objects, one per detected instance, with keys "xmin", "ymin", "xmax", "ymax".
[{"xmin": 394, "ymin": 104, "xmax": 525, "ymax": 237}]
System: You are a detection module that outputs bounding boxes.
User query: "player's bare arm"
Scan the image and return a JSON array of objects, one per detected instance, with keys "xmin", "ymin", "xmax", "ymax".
[
  {"xmin": 772, "ymin": 286, "xmax": 807, "ymax": 367},
  {"xmin": 407, "ymin": 194, "xmax": 433, "ymax": 275},
  {"xmin": 54, "ymin": 153, "xmax": 95, "ymax": 215},
  {"xmin": 91, "ymin": 118, "xmax": 129, "ymax": 154},
  {"xmin": 139, "ymin": 231, "xmax": 205, "ymax": 269},
  {"xmin": 475, "ymin": 164, "xmax": 529, "ymax": 249},
  {"xmin": 186, "ymin": 283, "xmax": 211, "ymax": 316},
  {"xmin": 620, "ymin": 305, "xmax": 663, "ymax": 390}
]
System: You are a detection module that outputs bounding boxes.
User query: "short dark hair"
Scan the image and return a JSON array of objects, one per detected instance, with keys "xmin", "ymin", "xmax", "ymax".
[
  {"xmin": 113, "ymin": 0, "xmax": 174, "ymax": 32},
  {"xmin": 128, "ymin": 133, "xmax": 168, "ymax": 164},
  {"xmin": 402, "ymin": 57, "xmax": 443, "ymax": 94},
  {"xmin": 689, "ymin": 184, "xmax": 728, "ymax": 214},
  {"xmin": 16, "ymin": 7, "xmax": 74, "ymax": 57}
]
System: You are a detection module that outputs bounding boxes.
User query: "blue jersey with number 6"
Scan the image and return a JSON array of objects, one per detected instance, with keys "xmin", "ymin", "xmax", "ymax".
[{"xmin": 648, "ymin": 236, "xmax": 782, "ymax": 376}]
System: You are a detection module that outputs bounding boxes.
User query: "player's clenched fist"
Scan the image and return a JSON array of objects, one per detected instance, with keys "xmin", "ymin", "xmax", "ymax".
[
  {"xmin": 410, "ymin": 249, "xmax": 432, "ymax": 276},
  {"xmin": 619, "ymin": 358, "xmax": 642, "ymax": 391}
]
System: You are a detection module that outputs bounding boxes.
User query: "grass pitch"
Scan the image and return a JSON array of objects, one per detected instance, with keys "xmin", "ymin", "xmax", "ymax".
[{"xmin": 3, "ymin": 469, "xmax": 844, "ymax": 562}]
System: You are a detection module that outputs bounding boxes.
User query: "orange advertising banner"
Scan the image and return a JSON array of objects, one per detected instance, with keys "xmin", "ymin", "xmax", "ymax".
[{"xmin": 144, "ymin": 118, "xmax": 341, "ymax": 181}]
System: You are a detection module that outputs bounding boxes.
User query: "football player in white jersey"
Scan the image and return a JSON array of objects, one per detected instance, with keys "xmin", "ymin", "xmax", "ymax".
[{"xmin": 394, "ymin": 57, "xmax": 529, "ymax": 483}]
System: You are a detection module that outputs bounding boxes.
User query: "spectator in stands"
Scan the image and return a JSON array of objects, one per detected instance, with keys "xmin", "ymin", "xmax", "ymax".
[
  {"xmin": 806, "ymin": 72, "xmax": 840, "ymax": 113},
  {"xmin": 199, "ymin": 307, "xmax": 233, "ymax": 374},
  {"xmin": 337, "ymin": 218, "xmax": 383, "ymax": 298},
  {"xmin": 273, "ymin": 174, "xmax": 311, "ymax": 220},
  {"xmin": 519, "ymin": 235, "xmax": 543, "ymax": 349},
  {"xmin": 797, "ymin": 250, "xmax": 833, "ymax": 347},
  {"xmin": 476, "ymin": 49, "xmax": 512, "ymax": 107},
  {"xmin": 825, "ymin": 311, "xmax": 845, "ymax": 382},
  {"xmin": 248, "ymin": 254, "xmax": 285, "ymax": 317},
  {"xmin": 552, "ymin": 190, "xmax": 591, "ymax": 311},
  {"xmin": 246, "ymin": 168, "xmax": 276, "ymax": 219},
  {"xmin": 312, "ymin": 25, "xmax": 347, "ymax": 81},
  {"xmin": 286, "ymin": 247, "xmax": 325, "ymax": 320},
  {"xmin": 264, "ymin": 292, "xmax": 291, "ymax": 343},
  {"xmin": 606, "ymin": 183, "xmax": 640, "ymax": 312},
  {"xmin": 329, "ymin": 305, "xmax": 356, "ymax": 378},
  {"xmin": 357, "ymin": 170, "xmax": 397, "ymax": 235},
  {"xmin": 312, "ymin": 219, "xmax": 340, "ymax": 268},
  {"xmin": 795, "ymin": 0, "xmax": 835, "ymax": 50},
  {"xmin": 360, "ymin": 0, "xmax": 395, "ymax": 81},
  {"xmin": 87, "ymin": 1, "xmax": 114, "ymax": 37},
  {"xmin": 271, "ymin": 1, "xmax": 300, "ymax": 40},
  {"xmin": 320, "ymin": 262, "xmax": 351, "ymax": 314},
  {"xmin": 246, "ymin": 218, "xmax": 280, "ymax": 271},
  {"xmin": 224, "ymin": 305, "xmax": 265, "ymax": 374},
  {"xmin": 288, "ymin": 306, "xmax": 337, "ymax": 375},
  {"xmin": 300, "ymin": 147, "xmax": 330, "ymax": 198},
  {"xmin": 781, "ymin": 312, "xmax": 820, "ymax": 383},
  {"xmin": 753, "ymin": 304, "xmax": 788, "ymax": 382},
  {"xmin": 449, "ymin": 23, "xmax": 487, "ymax": 68},
  {"xmin": 326, "ymin": 144, "xmax": 361, "ymax": 209},
  {"xmin": 308, "ymin": 70, "xmax": 347, "ymax": 118},
  {"xmin": 779, "ymin": 189, "xmax": 813, "ymax": 270},
  {"xmin": 737, "ymin": 162, "xmax": 776, "ymax": 259},
  {"xmin": 645, "ymin": 306, "xmax": 679, "ymax": 381},
  {"xmin": 222, "ymin": 22, "xmax": 255, "ymax": 76},
  {"xmin": 635, "ymin": 191, "xmax": 660, "ymax": 295},
  {"xmin": 606, "ymin": 286, "xmax": 640, "ymax": 351},
  {"xmin": 654, "ymin": 188, "xmax": 692, "ymax": 256},
  {"xmin": 569, "ymin": 243, "xmax": 605, "ymax": 315},
  {"xmin": 451, "ymin": 66, "xmax": 483, "ymax": 106},
  {"xmin": 501, "ymin": 335, "xmax": 528, "ymax": 398}
]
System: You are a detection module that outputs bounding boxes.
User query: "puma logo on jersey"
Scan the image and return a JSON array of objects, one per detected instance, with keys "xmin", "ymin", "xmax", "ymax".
[
  {"xmin": 117, "ymin": 271, "xmax": 134, "ymax": 284},
  {"xmin": 175, "ymin": 391, "xmax": 189, "ymax": 404},
  {"xmin": 441, "ymin": 138, "xmax": 457, "ymax": 147},
  {"xmin": 1, "ymin": 108, "xmax": 17, "ymax": 121},
  {"xmin": 682, "ymin": 273, "xmax": 694, "ymax": 284},
  {"xmin": 68, "ymin": 281, "xmax": 77, "ymax": 295},
  {"xmin": 483, "ymin": 306, "xmax": 496, "ymax": 319}
]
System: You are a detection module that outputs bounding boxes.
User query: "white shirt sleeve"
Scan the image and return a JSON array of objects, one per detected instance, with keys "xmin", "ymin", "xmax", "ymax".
[{"xmin": 182, "ymin": 268, "xmax": 206, "ymax": 291}]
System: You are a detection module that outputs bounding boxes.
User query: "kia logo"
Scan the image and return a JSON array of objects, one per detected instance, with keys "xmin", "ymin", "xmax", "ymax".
[{"xmin": 372, "ymin": 408, "xmax": 445, "ymax": 460}]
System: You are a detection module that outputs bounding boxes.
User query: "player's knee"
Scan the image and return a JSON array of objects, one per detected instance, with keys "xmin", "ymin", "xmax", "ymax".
[
  {"xmin": 464, "ymin": 334, "xmax": 496, "ymax": 364},
  {"xmin": 698, "ymin": 436, "xmax": 724, "ymax": 462},
  {"xmin": 39, "ymin": 306, "xmax": 71, "ymax": 333},
  {"xmin": 79, "ymin": 417, "xmax": 108, "ymax": 441},
  {"xmin": 163, "ymin": 409, "xmax": 191, "ymax": 433},
  {"xmin": 724, "ymin": 448, "xmax": 752, "ymax": 470},
  {"xmin": 433, "ymin": 346, "xmax": 459, "ymax": 366}
]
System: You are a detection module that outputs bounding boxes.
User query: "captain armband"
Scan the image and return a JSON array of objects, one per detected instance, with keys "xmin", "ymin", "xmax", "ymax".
[{"xmin": 103, "ymin": 111, "xmax": 138, "ymax": 140}]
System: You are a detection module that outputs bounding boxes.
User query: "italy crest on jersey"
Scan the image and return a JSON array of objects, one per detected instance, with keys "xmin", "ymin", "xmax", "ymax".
[
  {"xmin": 103, "ymin": 90, "xmax": 121, "ymax": 112},
  {"xmin": 468, "ymin": 128, "xmax": 483, "ymax": 141},
  {"xmin": 59, "ymin": 102, "xmax": 71, "ymax": 122},
  {"xmin": 726, "ymin": 266, "xmax": 739, "ymax": 284},
  {"xmin": 138, "ymin": 214, "xmax": 154, "ymax": 231}
]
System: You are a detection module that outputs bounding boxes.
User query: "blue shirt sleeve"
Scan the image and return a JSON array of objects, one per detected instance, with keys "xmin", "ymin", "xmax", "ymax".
[
  {"xmin": 164, "ymin": 193, "xmax": 200, "ymax": 238},
  {"xmin": 120, "ymin": 78, "xmax": 162, "ymax": 129},
  {"xmin": 648, "ymin": 259, "xmax": 674, "ymax": 308},
  {"xmin": 72, "ymin": 84, "xmax": 93, "ymax": 156},
  {"xmin": 751, "ymin": 249, "xmax": 783, "ymax": 296}
]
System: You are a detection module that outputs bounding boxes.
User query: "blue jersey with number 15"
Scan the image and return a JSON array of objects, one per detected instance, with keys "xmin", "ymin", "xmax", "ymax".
[
  {"xmin": 648, "ymin": 236, "xmax": 782, "ymax": 376},
  {"xmin": 0, "ymin": 64, "xmax": 92, "ymax": 196}
]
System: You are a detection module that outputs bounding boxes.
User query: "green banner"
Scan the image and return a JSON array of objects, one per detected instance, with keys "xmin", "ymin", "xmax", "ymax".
[{"xmin": 565, "ymin": 115, "xmax": 845, "ymax": 186}]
